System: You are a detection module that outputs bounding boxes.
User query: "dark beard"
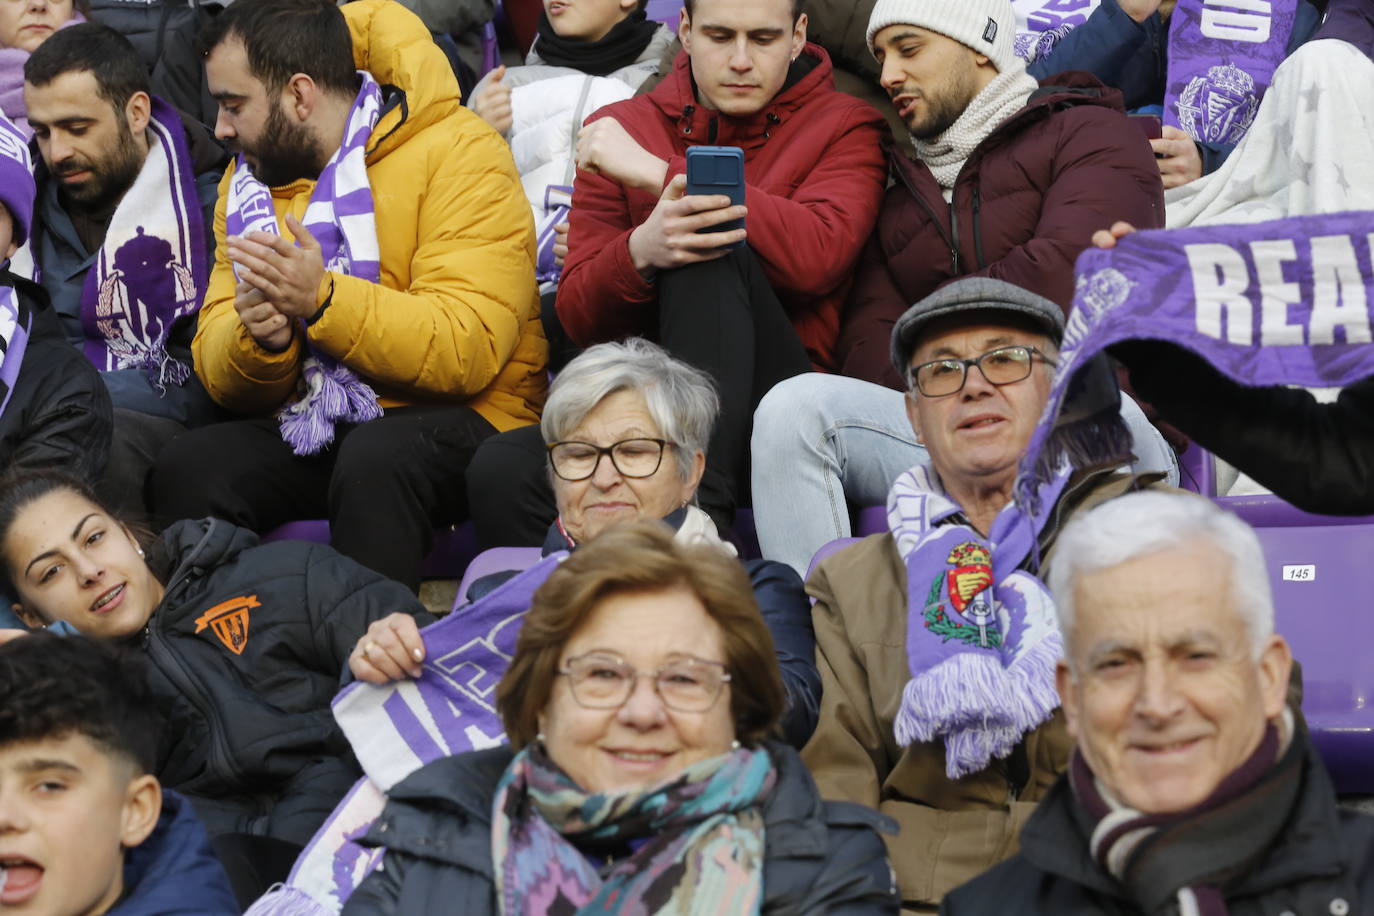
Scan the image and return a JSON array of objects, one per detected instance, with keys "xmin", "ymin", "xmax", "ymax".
[
  {"xmin": 908, "ymin": 64, "xmax": 980, "ymax": 141},
  {"xmin": 56, "ymin": 118, "xmax": 144, "ymax": 213},
  {"xmin": 239, "ymin": 104, "xmax": 323, "ymax": 187}
]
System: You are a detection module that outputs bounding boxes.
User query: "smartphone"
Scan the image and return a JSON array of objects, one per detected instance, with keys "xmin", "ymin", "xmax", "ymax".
[
  {"xmin": 685, "ymin": 145, "xmax": 745, "ymax": 248},
  {"xmin": 1129, "ymin": 114, "xmax": 1163, "ymax": 140}
]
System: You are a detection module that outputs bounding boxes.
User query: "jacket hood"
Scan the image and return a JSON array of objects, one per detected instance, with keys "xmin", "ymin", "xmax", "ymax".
[
  {"xmin": 1020, "ymin": 70, "xmax": 1127, "ymax": 118},
  {"xmin": 342, "ymin": 0, "xmax": 462, "ymax": 161},
  {"xmin": 149, "ymin": 518, "xmax": 260, "ymax": 595},
  {"xmin": 647, "ymin": 42, "xmax": 837, "ymax": 149},
  {"xmin": 113, "ymin": 790, "xmax": 238, "ymax": 915}
]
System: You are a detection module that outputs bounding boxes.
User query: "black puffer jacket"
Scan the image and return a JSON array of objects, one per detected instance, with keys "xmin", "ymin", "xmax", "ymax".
[
  {"xmin": 342, "ymin": 741, "xmax": 899, "ymax": 914},
  {"xmin": 942, "ymin": 734, "xmax": 1374, "ymax": 915},
  {"xmin": 0, "ymin": 274, "xmax": 111, "ymax": 480},
  {"xmin": 138, "ymin": 518, "xmax": 434, "ymax": 844}
]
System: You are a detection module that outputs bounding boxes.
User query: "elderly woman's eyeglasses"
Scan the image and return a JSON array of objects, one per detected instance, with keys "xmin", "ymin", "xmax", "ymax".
[
  {"xmin": 557, "ymin": 653, "xmax": 731, "ymax": 712},
  {"xmin": 908, "ymin": 345, "xmax": 1057, "ymax": 397},
  {"xmin": 547, "ymin": 438, "xmax": 671, "ymax": 481}
]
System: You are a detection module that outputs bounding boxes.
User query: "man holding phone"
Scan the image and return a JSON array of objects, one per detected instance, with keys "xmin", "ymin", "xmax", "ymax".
[{"xmin": 545, "ymin": 0, "xmax": 889, "ymax": 528}]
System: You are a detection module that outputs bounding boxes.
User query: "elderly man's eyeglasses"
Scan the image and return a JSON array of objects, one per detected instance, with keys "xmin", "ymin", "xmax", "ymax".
[
  {"xmin": 908, "ymin": 345, "xmax": 1057, "ymax": 397},
  {"xmin": 548, "ymin": 438, "xmax": 671, "ymax": 481},
  {"xmin": 558, "ymin": 653, "xmax": 732, "ymax": 712}
]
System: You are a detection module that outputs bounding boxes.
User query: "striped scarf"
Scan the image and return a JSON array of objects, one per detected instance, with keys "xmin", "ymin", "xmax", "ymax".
[
  {"xmin": 492, "ymin": 742, "xmax": 774, "ymax": 916},
  {"xmin": 224, "ymin": 71, "xmax": 385, "ymax": 456}
]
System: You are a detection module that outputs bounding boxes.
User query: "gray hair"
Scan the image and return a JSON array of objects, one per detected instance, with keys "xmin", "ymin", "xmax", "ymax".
[
  {"xmin": 540, "ymin": 339, "xmax": 719, "ymax": 480},
  {"xmin": 1048, "ymin": 491, "xmax": 1273, "ymax": 667}
]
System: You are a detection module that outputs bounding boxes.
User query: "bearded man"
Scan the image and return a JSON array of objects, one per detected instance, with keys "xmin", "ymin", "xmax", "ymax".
[
  {"xmin": 24, "ymin": 23, "xmax": 227, "ymax": 510},
  {"xmin": 835, "ymin": 0, "xmax": 1163, "ymax": 388}
]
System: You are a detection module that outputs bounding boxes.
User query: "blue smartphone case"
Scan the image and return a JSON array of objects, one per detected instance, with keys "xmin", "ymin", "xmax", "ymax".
[{"xmin": 685, "ymin": 145, "xmax": 745, "ymax": 247}]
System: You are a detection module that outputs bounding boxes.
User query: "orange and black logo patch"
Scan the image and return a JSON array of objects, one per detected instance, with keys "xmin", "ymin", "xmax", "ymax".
[{"xmin": 194, "ymin": 595, "xmax": 261, "ymax": 655}]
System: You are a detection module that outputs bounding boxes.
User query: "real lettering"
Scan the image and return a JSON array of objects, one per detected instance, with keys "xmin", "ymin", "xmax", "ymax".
[{"xmin": 1200, "ymin": 0, "xmax": 1272, "ymax": 42}]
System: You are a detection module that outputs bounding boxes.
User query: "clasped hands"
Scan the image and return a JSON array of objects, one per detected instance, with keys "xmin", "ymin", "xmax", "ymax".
[{"xmin": 226, "ymin": 212, "xmax": 327, "ymax": 352}]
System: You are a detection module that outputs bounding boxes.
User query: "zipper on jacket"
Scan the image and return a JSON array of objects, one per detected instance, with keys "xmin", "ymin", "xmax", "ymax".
[
  {"xmin": 707, "ymin": 115, "xmax": 719, "ymax": 145},
  {"xmin": 948, "ymin": 199, "xmax": 962, "ymax": 275},
  {"xmin": 893, "ymin": 155, "xmax": 961, "ymax": 275},
  {"xmin": 971, "ymin": 183, "xmax": 987, "ymax": 269}
]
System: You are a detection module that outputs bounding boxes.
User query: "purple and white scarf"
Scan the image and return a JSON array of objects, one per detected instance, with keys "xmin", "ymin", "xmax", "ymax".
[
  {"xmin": 0, "ymin": 284, "xmax": 31, "ymax": 423},
  {"xmin": 1164, "ymin": 0, "xmax": 1301, "ymax": 146},
  {"xmin": 1019, "ymin": 210, "xmax": 1374, "ymax": 502},
  {"xmin": 81, "ymin": 96, "xmax": 206, "ymax": 393},
  {"xmin": 224, "ymin": 71, "xmax": 384, "ymax": 456},
  {"xmin": 245, "ymin": 555, "xmax": 565, "ymax": 916},
  {"xmin": 1013, "ymin": 0, "xmax": 1102, "ymax": 63},
  {"xmin": 888, "ymin": 463, "xmax": 1069, "ymax": 779}
]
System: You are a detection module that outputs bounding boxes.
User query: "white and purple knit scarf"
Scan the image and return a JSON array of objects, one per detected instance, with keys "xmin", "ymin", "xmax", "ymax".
[
  {"xmin": 225, "ymin": 71, "xmax": 384, "ymax": 455},
  {"xmin": 80, "ymin": 96, "xmax": 207, "ymax": 393},
  {"xmin": 888, "ymin": 463, "xmax": 1069, "ymax": 779},
  {"xmin": 0, "ymin": 283, "xmax": 31, "ymax": 422}
]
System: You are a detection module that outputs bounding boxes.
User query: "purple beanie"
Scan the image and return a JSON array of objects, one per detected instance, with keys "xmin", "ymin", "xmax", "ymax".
[{"xmin": 0, "ymin": 112, "xmax": 33, "ymax": 247}]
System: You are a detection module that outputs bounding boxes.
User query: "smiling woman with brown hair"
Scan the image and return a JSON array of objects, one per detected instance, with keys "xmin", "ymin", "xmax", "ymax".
[{"xmin": 343, "ymin": 521, "xmax": 899, "ymax": 915}]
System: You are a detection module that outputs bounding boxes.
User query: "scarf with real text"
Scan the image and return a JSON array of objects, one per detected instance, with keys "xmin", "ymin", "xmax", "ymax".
[
  {"xmin": 1018, "ymin": 209, "xmax": 1374, "ymax": 507},
  {"xmin": 80, "ymin": 96, "xmax": 206, "ymax": 394},
  {"xmin": 914, "ymin": 63, "xmax": 1040, "ymax": 190},
  {"xmin": 492, "ymin": 742, "xmax": 774, "ymax": 916},
  {"xmin": 1164, "ymin": 0, "xmax": 1300, "ymax": 146},
  {"xmin": 224, "ymin": 71, "xmax": 384, "ymax": 455},
  {"xmin": 888, "ymin": 462, "xmax": 1069, "ymax": 779},
  {"xmin": 1070, "ymin": 712, "xmax": 1299, "ymax": 915}
]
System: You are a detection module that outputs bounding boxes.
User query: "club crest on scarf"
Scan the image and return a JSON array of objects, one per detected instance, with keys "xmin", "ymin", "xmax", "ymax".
[
  {"xmin": 80, "ymin": 97, "xmax": 207, "ymax": 391},
  {"xmin": 1178, "ymin": 63, "xmax": 1259, "ymax": 145},
  {"xmin": 927, "ymin": 542, "xmax": 1002, "ymax": 648}
]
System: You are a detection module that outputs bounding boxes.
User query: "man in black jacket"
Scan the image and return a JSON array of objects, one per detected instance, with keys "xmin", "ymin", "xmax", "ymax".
[
  {"xmin": 944, "ymin": 491, "xmax": 1374, "ymax": 915},
  {"xmin": 23, "ymin": 23, "xmax": 225, "ymax": 515}
]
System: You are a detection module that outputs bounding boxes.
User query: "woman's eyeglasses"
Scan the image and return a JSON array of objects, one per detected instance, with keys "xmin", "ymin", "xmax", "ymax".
[
  {"xmin": 547, "ymin": 438, "xmax": 672, "ymax": 481},
  {"xmin": 557, "ymin": 652, "xmax": 731, "ymax": 712}
]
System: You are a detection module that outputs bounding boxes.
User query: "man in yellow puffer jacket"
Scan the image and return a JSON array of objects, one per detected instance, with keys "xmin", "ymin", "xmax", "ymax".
[{"xmin": 150, "ymin": 0, "xmax": 546, "ymax": 591}]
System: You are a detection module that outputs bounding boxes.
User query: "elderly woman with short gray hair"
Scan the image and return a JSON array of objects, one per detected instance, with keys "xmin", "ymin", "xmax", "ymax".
[{"xmin": 353, "ymin": 339, "xmax": 822, "ymax": 747}]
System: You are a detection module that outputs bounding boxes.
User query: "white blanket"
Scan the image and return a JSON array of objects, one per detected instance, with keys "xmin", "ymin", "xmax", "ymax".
[{"xmin": 1165, "ymin": 39, "xmax": 1374, "ymax": 226}]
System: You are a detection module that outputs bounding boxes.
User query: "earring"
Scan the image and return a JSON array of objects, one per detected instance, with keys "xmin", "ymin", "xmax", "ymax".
[
  {"xmin": 731, "ymin": 739, "xmax": 741, "ymax": 750},
  {"xmin": 136, "ymin": 547, "xmax": 145, "ymax": 558},
  {"xmin": 536, "ymin": 732, "xmax": 546, "ymax": 743}
]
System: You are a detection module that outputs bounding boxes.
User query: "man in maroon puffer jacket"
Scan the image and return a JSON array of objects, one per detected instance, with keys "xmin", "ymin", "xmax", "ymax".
[
  {"xmin": 839, "ymin": 0, "xmax": 1164, "ymax": 390},
  {"xmin": 554, "ymin": 0, "xmax": 888, "ymax": 525}
]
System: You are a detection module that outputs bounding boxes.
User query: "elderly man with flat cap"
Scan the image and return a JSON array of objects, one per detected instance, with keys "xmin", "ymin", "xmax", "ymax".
[
  {"xmin": 944, "ymin": 490, "xmax": 1374, "ymax": 915},
  {"xmin": 801, "ymin": 276, "xmax": 1169, "ymax": 912}
]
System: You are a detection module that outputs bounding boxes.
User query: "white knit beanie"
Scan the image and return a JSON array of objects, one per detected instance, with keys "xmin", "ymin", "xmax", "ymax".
[{"xmin": 866, "ymin": 0, "xmax": 1018, "ymax": 72}]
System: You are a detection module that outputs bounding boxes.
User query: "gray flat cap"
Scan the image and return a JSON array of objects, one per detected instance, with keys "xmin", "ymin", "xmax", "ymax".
[{"xmin": 890, "ymin": 277, "xmax": 1066, "ymax": 379}]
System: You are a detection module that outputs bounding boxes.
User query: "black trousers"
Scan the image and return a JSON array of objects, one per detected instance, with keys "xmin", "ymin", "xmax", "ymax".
[
  {"xmin": 468, "ymin": 247, "xmax": 810, "ymax": 547},
  {"xmin": 151, "ymin": 405, "xmax": 497, "ymax": 589}
]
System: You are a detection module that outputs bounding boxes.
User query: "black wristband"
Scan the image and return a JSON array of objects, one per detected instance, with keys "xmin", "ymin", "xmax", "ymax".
[{"xmin": 306, "ymin": 276, "xmax": 335, "ymax": 327}]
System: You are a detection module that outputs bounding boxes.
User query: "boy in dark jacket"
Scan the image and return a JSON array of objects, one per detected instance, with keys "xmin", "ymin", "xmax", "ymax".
[{"xmin": 0, "ymin": 633, "xmax": 238, "ymax": 916}]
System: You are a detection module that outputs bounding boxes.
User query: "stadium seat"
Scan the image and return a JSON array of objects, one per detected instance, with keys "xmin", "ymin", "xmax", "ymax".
[
  {"xmin": 452, "ymin": 546, "xmax": 545, "ymax": 613},
  {"xmin": 260, "ymin": 521, "xmax": 478, "ymax": 580}
]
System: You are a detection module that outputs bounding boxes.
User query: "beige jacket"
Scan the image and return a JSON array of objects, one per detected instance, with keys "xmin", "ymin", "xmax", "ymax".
[{"xmin": 801, "ymin": 469, "xmax": 1166, "ymax": 911}]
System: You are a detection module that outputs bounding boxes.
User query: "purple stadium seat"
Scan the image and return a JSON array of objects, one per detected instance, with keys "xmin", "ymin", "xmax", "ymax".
[
  {"xmin": 452, "ymin": 547, "xmax": 545, "ymax": 612},
  {"xmin": 644, "ymin": 0, "xmax": 680, "ymax": 26},
  {"xmin": 1249, "ymin": 523, "xmax": 1374, "ymax": 793},
  {"xmin": 1176, "ymin": 441, "xmax": 1217, "ymax": 495},
  {"xmin": 260, "ymin": 521, "xmax": 478, "ymax": 580},
  {"xmin": 804, "ymin": 537, "xmax": 860, "ymax": 590},
  {"xmin": 855, "ymin": 505, "xmax": 887, "ymax": 536}
]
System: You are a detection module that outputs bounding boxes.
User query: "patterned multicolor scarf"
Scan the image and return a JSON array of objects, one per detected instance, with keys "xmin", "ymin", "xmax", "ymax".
[
  {"xmin": 888, "ymin": 463, "xmax": 1069, "ymax": 779},
  {"xmin": 492, "ymin": 742, "xmax": 774, "ymax": 916},
  {"xmin": 224, "ymin": 71, "xmax": 384, "ymax": 456},
  {"xmin": 1069, "ymin": 712, "xmax": 1298, "ymax": 915},
  {"xmin": 1164, "ymin": 0, "xmax": 1301, "ymax": 146},
  {"xmin": 80, "ymin": 96, "xmax": 207, "ymax": 394},
  {"xmin": 1018, "ymin": 209, "xmax": 1374, "ymax": 504}
]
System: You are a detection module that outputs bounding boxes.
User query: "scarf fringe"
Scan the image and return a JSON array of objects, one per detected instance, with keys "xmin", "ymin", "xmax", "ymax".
[
  {"xmin": 893, "ymin": 653, "xmax": 1015, "ymax": 747},
  {"xmin": 243, "ymin": 884, "xmax": 332, "ymax": 916}
]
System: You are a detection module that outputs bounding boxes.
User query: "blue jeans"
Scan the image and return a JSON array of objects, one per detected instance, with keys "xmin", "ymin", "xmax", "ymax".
[{"xmin": 750, "ymin": 374, "xmax": 1180, "ymax": 578}]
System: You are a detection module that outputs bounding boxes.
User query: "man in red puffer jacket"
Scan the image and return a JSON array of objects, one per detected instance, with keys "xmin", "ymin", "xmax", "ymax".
[{"xmin": 553, "ymin": 0, "xmax": 888, "ymax": 526}]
